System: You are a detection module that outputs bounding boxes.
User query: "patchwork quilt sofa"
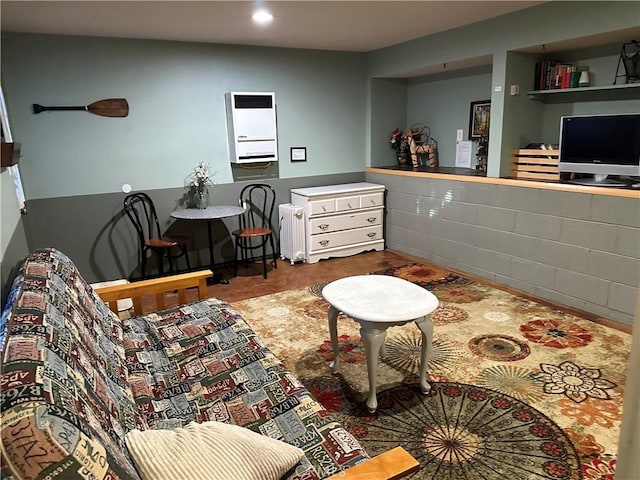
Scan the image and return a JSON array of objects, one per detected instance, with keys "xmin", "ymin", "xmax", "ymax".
[{"xmin": 0, "ymin": 248, "xmax": 416, "ymax": 480}]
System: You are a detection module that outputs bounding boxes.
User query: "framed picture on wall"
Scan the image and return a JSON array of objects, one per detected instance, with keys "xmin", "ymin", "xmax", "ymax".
[
  {"xmin": 290, "ymin": 147, "xmax": 307, "ymax": 162},
  {"xmin": 468, "ymin": 100, "xmax": 491, "ymax": 140}
]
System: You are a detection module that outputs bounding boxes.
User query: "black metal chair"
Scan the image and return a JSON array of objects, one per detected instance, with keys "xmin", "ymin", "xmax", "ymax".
[
  {"xmin": 232, "ymin": 184, "xmax": 277, "ymax": 279},
  {"xmin": 123, "ymin": 192, "xmax": 191, "ymax": 279}
]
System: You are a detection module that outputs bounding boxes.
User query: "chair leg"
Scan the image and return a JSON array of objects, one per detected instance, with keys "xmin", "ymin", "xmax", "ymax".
[
  {"xmin": 241, "ymin": 240, "xmax": 248, "ymax": 270},
  {"xmin": 141, "ymin": 248, "xmax": 147, "ymax": 280},
  {"xmin": 269, "ymin": 234, "xmax": 277, "ymax": 270},
  {"xmin": 181, "ymin": 245, "xmax": 191, "ymax": 272},
  {"xmin": 167, "ymin": 248, "xmax": 175, "ymax": 274},
  {"xmin": 262, "ymin": 242, "xmax": 267, "ymax": 279},
  {"xmin": 243, "ymin": 240, "xmax": 251, "ymax": 266},
  {"xmin": 157, "ymin": 250, "xmax": 165, "ymax": 277},
  {"xmin": 234, "ymin": 238, "xmax": 239, "ymax": 277}
]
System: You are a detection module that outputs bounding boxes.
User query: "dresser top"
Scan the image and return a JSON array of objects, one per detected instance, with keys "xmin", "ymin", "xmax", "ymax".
[{"xmin": 290, "ymin": 182, "xmax": 384, "ymax": 197}]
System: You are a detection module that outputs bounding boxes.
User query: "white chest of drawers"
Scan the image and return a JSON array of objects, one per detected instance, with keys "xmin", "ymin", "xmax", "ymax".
[{"xmin": 290, "ymin": 182, "xmax": 385, "ymax": 264}]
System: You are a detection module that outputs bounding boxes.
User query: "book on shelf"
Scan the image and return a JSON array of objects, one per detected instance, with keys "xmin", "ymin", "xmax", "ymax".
[
  {"xmin": 534, "ymin": 60, "xmax": 562, "ymax": 90},
  {"xmin": 534, "ymin": 61, "xmax": 589, "ymax": 90},
  {"xmin": 560, "ymin": 65, "xmax": 573, "ymax": 89},
  {"xmin": 552, "ymin": 63, "xmax": 572, "ymax": 89}
]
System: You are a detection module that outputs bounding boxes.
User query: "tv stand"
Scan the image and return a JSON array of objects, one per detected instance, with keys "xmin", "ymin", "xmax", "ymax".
[{"xmin": 567, "ymin": 174, "xmax": 628, "ymax": 188}]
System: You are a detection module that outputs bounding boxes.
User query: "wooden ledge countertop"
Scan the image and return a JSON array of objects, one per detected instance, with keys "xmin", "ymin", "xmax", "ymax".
[{"xmin": 366, "ymin": 167, "xmax": 640, "ymax": 199}]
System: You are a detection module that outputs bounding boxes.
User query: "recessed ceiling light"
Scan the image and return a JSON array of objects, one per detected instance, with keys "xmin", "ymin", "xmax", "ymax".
[{"xmin": 252, "ymin": 9, "xmax": 273, "ymax": 25}]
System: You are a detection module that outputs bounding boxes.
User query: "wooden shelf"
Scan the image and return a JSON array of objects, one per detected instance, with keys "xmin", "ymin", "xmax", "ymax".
[
  {"xmin": 366, "ymin": 167, "xmax": 640, "ymax": 199},
  {"xmin": 527, "ymin": 83, "xmax": 640, "ymax": 103}
]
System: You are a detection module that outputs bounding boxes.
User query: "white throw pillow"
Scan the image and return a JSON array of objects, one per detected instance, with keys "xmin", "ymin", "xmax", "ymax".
[{"xmin": 125, "ymin": 421, "xmax": 305, "ymax": 480}]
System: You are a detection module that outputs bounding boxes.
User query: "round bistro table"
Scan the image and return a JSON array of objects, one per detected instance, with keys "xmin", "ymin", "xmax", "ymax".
[
  {"xmin": 322, "ymin": 274, "xmax": 439, "ymax": 412},
  {"xmin": 170, "ymin": 205, "xmax": 245, "ymax": 284}
]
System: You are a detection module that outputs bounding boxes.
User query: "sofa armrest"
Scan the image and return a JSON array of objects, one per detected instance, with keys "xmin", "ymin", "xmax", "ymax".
[
  {"xmin": 327, "ymin": 447, "xmax": 419, "ymax": 480},
  {"xmin": 94, "ymin": 270, "xmax": 212, "ymax": 314}
]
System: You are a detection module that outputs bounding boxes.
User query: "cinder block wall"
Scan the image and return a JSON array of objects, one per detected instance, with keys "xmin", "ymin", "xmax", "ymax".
[{"xmin": 367, "ymin": 172, "xmax": 639, "ymax": 327}]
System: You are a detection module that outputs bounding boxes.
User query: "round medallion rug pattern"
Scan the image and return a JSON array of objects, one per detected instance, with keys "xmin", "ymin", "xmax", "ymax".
[
  {"xmin": 309, "ymin": 379, "xmax": 582, "ymax": 480},
  {"xmin": 469, "ymin": 334, "xmax": 531, "ymax": 361},
  {"xmin": 374, "ymin": 263, "xmax": 468, "ymax": 290},
  {"xmin": 232, "ymin": 264, "xmax": 630, "ymax": 479}
]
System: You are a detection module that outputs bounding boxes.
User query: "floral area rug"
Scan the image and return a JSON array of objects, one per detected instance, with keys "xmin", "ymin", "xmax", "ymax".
[{"xmin": 230, "ymin": 263, "xmax": 631, "ymax": 479}]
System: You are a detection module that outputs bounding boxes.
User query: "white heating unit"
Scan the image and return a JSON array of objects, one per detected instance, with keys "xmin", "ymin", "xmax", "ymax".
[
  {"xmin": 279, "ymin": 203, "xmax": 305, "ymax": 264},
  {"xmin": 225, "ymin": 92, "xmax": 277, "ymax": 164}
]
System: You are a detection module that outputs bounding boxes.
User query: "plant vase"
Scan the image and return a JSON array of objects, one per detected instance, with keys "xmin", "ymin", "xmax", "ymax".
[{"xmin": 194, "ymin": 188, "xmax": 209, "ymax": 209}]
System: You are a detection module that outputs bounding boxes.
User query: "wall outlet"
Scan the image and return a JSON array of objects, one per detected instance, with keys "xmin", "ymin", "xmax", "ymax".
[
  {"xmin": 456, "ymin": 129, "xmax": 463, "ymax": 142},
  {"xmin": 510, "ymin": 85, "xmax": 520, "ymax": 96}
]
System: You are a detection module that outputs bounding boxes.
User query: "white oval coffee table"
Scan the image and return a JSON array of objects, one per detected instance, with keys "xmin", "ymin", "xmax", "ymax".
[{"xmin": 322, "ymin": 274, "xmax": 439, "ymax": 412}]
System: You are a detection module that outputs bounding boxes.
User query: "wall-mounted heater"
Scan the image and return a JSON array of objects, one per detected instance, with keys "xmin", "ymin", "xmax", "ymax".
[{"xmin": 225, "ymin": 92, "xmax": 277, "ymax": 164}]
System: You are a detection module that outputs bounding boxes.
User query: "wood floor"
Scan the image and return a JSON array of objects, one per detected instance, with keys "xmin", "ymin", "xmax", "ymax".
[{"xmin": 206, "ymin": 250, "xmax": 411, "ymax": 303}]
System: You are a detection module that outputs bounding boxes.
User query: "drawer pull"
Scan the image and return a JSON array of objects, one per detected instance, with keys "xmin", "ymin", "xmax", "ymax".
[
  {"xmin": 322, "ymin": 205, "xmax": 327, "ymax": 212},
  {"xmin": 367, "ymin": 232, "xmax": 377, "ymax": 238},
  {"xmin": 319, "ymin": 240, "xmax": 330, "ymax": 246},
  {"xmin": 319, "ymin": 224, "xmax": 329, "ymax": 231},
  {"xmin": 347, "ymin": 202, "xmax": 353, "ymax": 209},
  {"xmin": 367, "ymin": 217, "xmax": 377, "ymax": 223},
  {"xmin": 370, "ymin": 199, "xmax": 377, "ymax": 204}
]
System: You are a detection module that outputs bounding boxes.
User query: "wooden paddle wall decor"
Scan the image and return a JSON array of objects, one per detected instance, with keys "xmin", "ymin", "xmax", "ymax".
[{"xmin": 32, "ymin": 98, "xmax": 129, "ymax": 118}]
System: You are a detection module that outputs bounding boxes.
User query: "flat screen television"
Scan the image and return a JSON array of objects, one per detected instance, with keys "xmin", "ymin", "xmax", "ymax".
[{"xmin": 558, "ymin": 113, "xmax": 640, "ymax": 187}]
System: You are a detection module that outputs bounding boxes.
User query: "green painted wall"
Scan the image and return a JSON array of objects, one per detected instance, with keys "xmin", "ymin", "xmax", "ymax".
[
  {"xmin": 18, "ymin": 172, "xmax": 364, "ymax": 284},
  {"xmin": 369, "ymin": 78, "xmax": 407, "ymax": 167},
  {"xmin": 0, "ymin": 168, "xmax": 29, "ymax": 304},
  {"xmin": 0, "ymin": 33, "xmax": 369, "ymax": 285},
  {"xmin": 1, "ymin": 1, "xmax": 638, "ymax": 291},
  {"xmin": 406, "ymin": 66, "xmax": 492, "ymax": 167},
  {"xmin": 367, "ymin": 1, "xmax": 640, "ymax": 174},
  {"xmin": 1, "ymin": 34, "xmax": 367, "ymax": 200},
  {"xmin": 538, "ymin": 52, "xmax": 640, "ymax": 142},
  {"xmin": 367, "ymin": 2, "xmax": 639, "ymax": 78}
]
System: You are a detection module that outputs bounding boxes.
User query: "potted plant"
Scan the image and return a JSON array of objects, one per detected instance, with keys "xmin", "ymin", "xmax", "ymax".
[
  {"xmin": 389, "ymin": 128, "xmax": 410, "ymax": 165},
  {"xmin": 185, "ymin": 162, "xmax": 215, "ymax": 209}
]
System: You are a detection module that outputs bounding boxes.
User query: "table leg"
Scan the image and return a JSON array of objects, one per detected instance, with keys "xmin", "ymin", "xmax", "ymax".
[
  {"xmin": 360, "ymin": 322, "xmax": 387, "ymax": 413},
  {"xmin": 328, "ymin": 305, "xmax": 340, "ymax": 373},
  {"xmin": 206, "ymin": 219, "xmax": 228, "ymax": 285},
  {"xmin": 415, "ymin": 315, "xmax": 434, "ymax": 394}
]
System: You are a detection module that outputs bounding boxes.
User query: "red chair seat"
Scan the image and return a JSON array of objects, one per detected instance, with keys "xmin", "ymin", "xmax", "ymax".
[
  {"xmin": 233, "ymin": 227, "xmax": 272, "ymax": 238},
  {"xmin": 145, "ymin": 235, "xmax": 190, "ymax": 248}
]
